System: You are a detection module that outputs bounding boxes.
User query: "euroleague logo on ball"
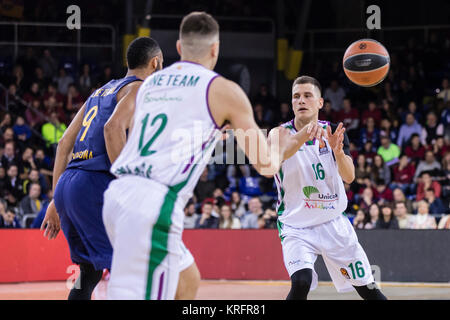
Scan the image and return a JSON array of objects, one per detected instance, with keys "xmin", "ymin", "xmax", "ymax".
[{"xmin": 359, "ymin": 43, "xmax": 367, "ymax": 50}]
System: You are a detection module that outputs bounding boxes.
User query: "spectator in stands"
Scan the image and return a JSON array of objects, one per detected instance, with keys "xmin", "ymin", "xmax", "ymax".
[
  {"xmin": 22, "ymin": 168, "xmax": 42, "ymax": 194},
  {"xmin": 17, "ymin": 146, "xmax": 36, "ymax": 180},
  {"xmin": 437, "ymin": 214, "xmax": 450, "ymax": 229},
  {"xmin": 1, "ymin": 141, "xmax": 17, "ymax": 169},
  {"xmin": 365, "ymin": 203, "xmax": 380, "ymax": 229},
  {"xmin": 274, "ymin": 102, "xmax": 293, "ymax": 126},
  {"xmin": 392, "ymin": 187, "xmax": 414, "ymax": 213},
  {"xmin": 323, "ymin": 80, "xmax": 345, "ymax": 112},
  {"xmin": 183, "ymin": 201, "xmax": 198, "ymax": 229},
  {"xmin": 416, "ymin": 172, "xmax": 441, "ymax": 201},
  {"xmin": 253, "ymin": 83, "xmax": 278, "ymax": 113},
  {"xmin": 375, "ymin": 204, "xmax": 399, "ymax": 229},
  {"xmin": 18, "ymin": 182, "xmax": 41, "ymax": 219},
  {"xmin": 400, "ymin": 101, "xmax": 421, "ymax": 124},
  {"xmin": 353, "ymin": 209, "xmax": 369, "ymax": 229},
  {"xmin": 374, "ymin": 179, "xmax": 393, "ymax": 205},
  {"xmin": 43, "ymin": 82, "xmax": 64, "ymax": 110},
  {"xmin": 78, "ymin": 63, "xmax": 94, "ymax": 97},
  {"xmin": 65, "ymin": 84, "xmax": 84, "ymax": 113},
  {"xmin": 421, "ymin": 111, "xmax": 444, "ymax": 146},
  {"xmin": 397, "ymin": 80, "xmax": 416, "ymax": 110},
  {"xmin": 13, "ymin": 115, "xmax": 32, "ymax": 147},
  {"xmin": 25, "ymin": 98, "xmax": 46, "ymax": 130},
  {"xmin": 358, "ymin": 187, "xmax": 375, "ymax": 211},
  {"xmin": 241, "ymin": 197, "xmax": 263, "ymax": 229},
  {"xmin": 195, "ymin": 201, "xmax": 219, "ymax": 229},
  {"xmin": 437, "ymin": 77, "xmax": 450, "ymax": 103},
  {"xmin": 23, "ymin": 82, "xmax": 42, "ymax": 104},
  {"xmin": 394, "ymin": 201, "xmax": 414, "ymax": 229},
  {"xmin": 414, "ymin": 150, "xmax": 442, "ymax": 181},
  {"xmin": 431, "ymin": 136, "xmax": 449, "ymax": 162},
  {"xmin": 359, "ymin": 117, "xmax": 380, "ymax": 150},
  {"xmin": 441, "ymin": 151, "xmax": 450, "ymax": 198},
  {"xmin": 30, "ymin": 189, "xmax": 52, "ymax": 229},
  {"xmin": 410, "ymin": 200, "xmax": 437, "ymax": 229},
  {"xmin": 194, "ymin": 167, "xmax": 215, "ymax": 203},
  {"xmin": 318, "ymin": 99, "xmax": 335, "ymax": 122},
  {"xmin": 0, "ymin": 207, "xmax": 22, "ymax": 229},
  {"xmin": 11, "ymin": 65, "xmax": 25, "ymax": 95},
  {"xmin": 380, "ymin": 118, "xmax": 398, "ymax": 145},
  {"xmin": 362, "ymin": 141, "xmax": 376, "ymax": 165},
  {"xmin": 336, "ymin": 98, "xmax": 359, "ymax": 139},
  {"xmin": 5, "ymin": 163, "xmax": 25, "ymax": 206},
  {"xmin": 230, "ymin": 191, "xmax": 246, "ymax": 219},
  {"xmin": 32, "ymin": 66, "xmax": 47, "ymax": 93},
  {"xmin": 41, "ymin": 111, "xmax": 67, "ymax": 148},
  {"xmin": 218, "ymin": 204, "xmax": 241, "ymax": 229},
  {"xmin": 404, "ymin": 133, "xmax": 426, "ymax": 164},
  {"xmin": 396, "ymin": 113, "xmax": 422, "ymax": 149},
  {"xmin": 377, "ymin": 134, "xmax": 401, "ymax": 166},
  {"xmin": 262, "ymin": 208, "xmax": 277, "ymax": 229},
  {"xmin": 0, "ymin": 113, "xmax": 13, "ymax": 134},
  {"xmin": 253, "ymin": 102, "xmax": 271, "ymax": 127},
  {"xmin": 54, "ymin": 67, "xmax": 73, "ymax": 95},
  {"xmin": 391, "ymin": 155, "xmax": 416, "ymax": 195},
  {"xmin": 370, "ymin": 155, "xmax": 391, "ymax": 185},
  {"xmin": 361, "ymin": 101, "xmax": 382, "ymax": 127},
  {"xmin": 424, "ymin": 188, "xmax": 446, "ymax": 215},
  {"xmin": 0, "ymin": 167, "xmax": 7, "ymax": 198},
  {"xmin": 38, "ymin": 49, "xmax": 57, "ymax": 81},
  {"xmin": 98, "ymin": 65, "xmax": 113, "ymax": 85}
]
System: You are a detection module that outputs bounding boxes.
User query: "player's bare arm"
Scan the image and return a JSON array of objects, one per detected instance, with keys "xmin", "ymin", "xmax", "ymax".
[
  {"xmin": 104, "ymin": 81, "xmax": 142, "ymax": 164},
  {"xmin": 269, "ymin": 122, "xmax": 328, "ymax": 161},
  {"xmin": 327, "ymin": 123, "xmax": 355, "ymax": 184},
  {"xmin": 208, "ymin": 76, "xmax": 290, "ymax": 177},
  {"xmin": 41, "ymin": 103, "xmax": 87, "ymax": 240}
]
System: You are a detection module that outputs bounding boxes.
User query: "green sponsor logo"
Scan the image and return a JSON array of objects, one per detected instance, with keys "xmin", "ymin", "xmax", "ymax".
[{"xmin": 303, "ymin": 186, "xmax": 319, "ymax": 199}]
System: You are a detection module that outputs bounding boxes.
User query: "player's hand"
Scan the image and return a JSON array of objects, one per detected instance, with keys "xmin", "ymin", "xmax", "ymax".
[
  {"xmin": 41, "ymin": 200, "xmax": 61, "ymax": 240},
  {"xmin": 327, "ymin": 122, "xmax": 345, "ymax": 156},
  {"xmin": 300, "ymin": 121, "xmax": 328, "ymax": 144}
]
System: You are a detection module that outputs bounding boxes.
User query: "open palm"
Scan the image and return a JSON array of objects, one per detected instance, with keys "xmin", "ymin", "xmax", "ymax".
[{"xmin": 326, "ymin": 122, "xmax": 346, "ymax": 155}]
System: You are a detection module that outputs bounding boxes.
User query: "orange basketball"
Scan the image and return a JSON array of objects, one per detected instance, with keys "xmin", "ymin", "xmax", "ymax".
[{"xmin": 343, "ymin": 39, "xmax": 390, "ymax": 87}]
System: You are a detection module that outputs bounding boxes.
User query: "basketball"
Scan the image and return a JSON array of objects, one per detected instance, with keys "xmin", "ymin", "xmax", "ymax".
[{"xmin": 343, "ymin": 39, "xmax": 390, "ymax": 87}]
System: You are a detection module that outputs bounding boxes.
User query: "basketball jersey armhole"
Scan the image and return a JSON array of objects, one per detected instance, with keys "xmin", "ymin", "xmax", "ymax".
[{"xmin": 205, "ymin": 74, "xmax": 222, "ymax": 130}]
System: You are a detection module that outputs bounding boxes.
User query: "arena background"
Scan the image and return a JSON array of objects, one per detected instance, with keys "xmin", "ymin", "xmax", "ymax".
[{"xmin": 0, "ymin": 0, "xmax": 449, "ymax": 300}]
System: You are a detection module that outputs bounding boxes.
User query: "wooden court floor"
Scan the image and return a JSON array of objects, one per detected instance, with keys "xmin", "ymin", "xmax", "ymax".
[{"xmin": 0, "ymin": 280, "xmax": 449, "ymax": 300}]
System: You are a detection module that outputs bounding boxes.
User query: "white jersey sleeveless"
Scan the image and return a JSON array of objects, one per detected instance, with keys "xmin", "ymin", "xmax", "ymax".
[
  {"xmin": 111, "ymin": 61, "xmax": 222, "ymax": 205},
  {"xmin": 274, "ymin": 119, "xmax": 348, "ymax": 230}
]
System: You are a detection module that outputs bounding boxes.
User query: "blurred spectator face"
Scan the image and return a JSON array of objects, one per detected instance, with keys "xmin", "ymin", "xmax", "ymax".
[
  {"xmin": 417, "ymin": 201, "xmax": 429, "ymax": 215},
  {"xmin": 82, "ymin": 64, "xmax": 90, "ymax": 75},
  {"xmin": 280, "ymin": 103, "xmax": 289, "ymax": 114},
  {"xmin": 436, "ymin": 137, "xmax": 444, "ymax": 149},
  {"xmin": 421, "ymin": 173, "xmax": 432, "ymax": 185},
  {"xmin": 442, "ymin": 78, "xmax": 449, "ymax": 89},
  {"xmin": 4, "ymin": 210, "xmax": 15, "ymax": 224},
  {"xmin": 220, "ymin": 205, "xmax": 232, "ymax": 219},
  {"xmin": 254, "ymin": 103, "xmax": 263, "ymax": 113},
  {"xmin": 200, "ymin": 168, "xmax": 208, "ymax": 181},
  {"xmin": 8, "ymin": 84, "xmax": 17, "ymax": 95},
  {"xmin": 47, "ymin": 96, "xmax": 57, "ymax": 109},
  {"xmin": 29, "ymin": 169, "xmax": 39, "ymax": 182},
  {"xmin": 408, "ymin": 101, "xmax": 417, "ymax": 113},
  {"xmin": 363, "ymin": 187, "xmax": 373, "ymax": 199},
  {"xmin": 357, "ymin": 154, "xmax": 366, "ymax": 167},
  {"xmin": 426, "ymin": 112, "xmax": 437, "ymax": 126},
  {"xmin": 2, "ymin": 113, "xmax": 12, "ymax": 125},
  {"xmin": 201, "ymin": 203, "xmax": 213, "ymax": 216},
  {"xmin": 0, "ymin": 201, "xmax": 5, "ymax": 215},
  {"xmin": 425, "ymin": 151, "xmax": 435, "ymax": 163},
  {"xmin": 35, "ymin": 67, "xmax": 43, "ymax": 79},
  {"xmin": 32, "ymin": 99, "xmax": 41, "ymax": 109},
  {"xmin": 394, "ymin": 202, "xmax": 407, "ymax": 217},
  {"xmin": 355, "ymin": 210, "xmax": 365, "ymax": 222},
  {"xmin": 381, "ymin": 136, "xmax": 390, "ymax": 148},
  {"xmin": 323, "ymin": 101, "xmax": 332, "ymax": 112},
  {"xmin": 231, "ymin": 191, "xmax": 240, "ymax": 203},
  {"xmin": 374, "ymin": 155, "xmax": 383, "ymax": 167},
  {"xmin": 364, "ymin": 141, "xmax": 373, "ymax": 152},
  {"xmin": 13, "ymin": 65, "xmax": 23, "ymax": 78},
  {"xmin": 381, "ymin": 206, "xmax": 392, "ymax": 219},
  {"xmin": 248, "ymin": 197, "xmax": 262, "ymax": 214},
  {"xmin": 29, "ymin": 184, "xmax": 41, "ymax": 199},
  {"xmin": 16, "ymin": 116, "xmax": 25, "ymax": 126},
  {"xmin": 368, "ymin": 102, "xmax": 376, "ymax": 111},
  {"xmin": 49, "ymin": 112, "xmax": 59, "ymax": 123},
  {"xmin": 369, "ymin": 204, "xmax": 379, "ymax": 219},
  {"xmin": 425, "ymin": 189, "xmax": 435, "ymax": 202},
  {"xmin": 381, "ymin": 119, "xmax": 391, "ymax": 129},
  {"xmin": 213, "ymin": 188, "xmax": 223, "ymax": 198},
  {"xmin": 35, "ymin": 149, "xmax": 45, "ymax": 160},
  {"xmin": 406, "ymin": 113, "xmax": 415, "ymax": 125},
  {"xmin": 7, "ymin": 165, "xmax": 18, "ymax": 178},
  {"xmin": 3, "ymin": 128, "xmax": 13, "ymax": 141},
  {"xmin": 393, "ymin": 188, "xmax": 405, "ymax": 202},
  {"xmin": 48, "ymin": 83, "xmax": 56, "ymax": 94},
  {"xmin": 399, "ymin": 155, "xmax": 408, "ymax": 166},
  {"xmin": 68, "ymin": 85, "xmax": 79, "ymax": 96},
  {"xmin": 185, "ymin": 203, "xmax": 195, "ymax": 216},
  {"xmin": 366, "ymin": 117, "xmax": 375, "ymax": 129},
  {"xmin": 44, "ymin": 49, "xmax": 51, "ymax": 58},
  {"xmin": 22, "ymin": 147, "xmax": 33, "ymax": 161},
  {"xmin": 343, "ymin": 99, "xmax": 351, "ymax": 111},
  {"xmin": 0, "ymin": 167, "xmax": 5, "ymax": 179},
  {"xmin": 411, "ymin": 135, "xmax": 420, "ymax": 147},
  {"xmin": 330, "ymin": 80, "xmax": 338, "ymax": 90},
  {"xmin": 4, "ymin": 142, "xmax": 14, "ymax": 158},
  {"xmin": 31, "ymin": 82, "xmax": 39, "ymax": 94}
]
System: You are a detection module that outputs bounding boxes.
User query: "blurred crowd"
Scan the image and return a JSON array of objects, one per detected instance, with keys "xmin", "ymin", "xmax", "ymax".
[{"xmin": 0, "ymin": 39, "xmax": 449, "ymax": 230}]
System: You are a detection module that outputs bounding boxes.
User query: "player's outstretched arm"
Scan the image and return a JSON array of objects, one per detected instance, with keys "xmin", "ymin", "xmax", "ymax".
[
  {"xmin": 208, "ymin": 77, "xmax": 289, "ymax": 177},
  {"xmin": 41, "ymin": 103, "xmax": 87, "ymax": 239},
  {"xmin": 104, "ymin": 81, "xmax": 142, "ymax": 164}
]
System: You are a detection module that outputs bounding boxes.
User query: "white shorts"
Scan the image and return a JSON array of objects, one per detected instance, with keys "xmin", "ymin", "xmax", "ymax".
[
  {"xmin": 102, "ymin": 176, "xmax": 193, "ymax": 300},
  {"xmin": 280, "ymin": 214, "xmax": 375, "ymax": 293}
]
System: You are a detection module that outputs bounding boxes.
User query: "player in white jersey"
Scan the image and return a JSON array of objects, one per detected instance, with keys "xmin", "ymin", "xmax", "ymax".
[
  {"xmin": 101, "ymin": 12, "xmax": 322, "ymax": 300},
  {"xmin": 272, "ymin": 76, "xmax": 387, "ymax": 300}
]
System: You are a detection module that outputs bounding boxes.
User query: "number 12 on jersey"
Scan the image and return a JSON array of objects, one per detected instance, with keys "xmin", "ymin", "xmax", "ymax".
[{"xmin": 138, "ymin": 113, "xmax": 168, "ymax": 156}]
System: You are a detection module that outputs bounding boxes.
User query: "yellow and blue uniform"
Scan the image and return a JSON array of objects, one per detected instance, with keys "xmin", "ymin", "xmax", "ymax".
[{"xmin": 54, "ymin": 76, "xmax": 141, "ymax": 270}]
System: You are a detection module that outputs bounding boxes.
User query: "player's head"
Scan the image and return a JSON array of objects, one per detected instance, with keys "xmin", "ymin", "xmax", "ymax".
[
  {"xmin": 177, "ymin": 11, "xmax": 220, "ymax": 70},
  {"xmin": 291, "ymin": 76, "xmax": 324, "ymax": 121},
  {"xmin": 126, "ymin": 37, "xmax": 163, "ymax": 76}
]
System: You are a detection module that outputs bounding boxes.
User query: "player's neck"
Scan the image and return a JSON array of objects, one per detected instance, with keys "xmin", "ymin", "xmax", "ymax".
[
  {"xmin": 180, "ymin": 56, "xmax": 214, "ymax": 70},
  {"xmin": 294, "ymin": 116, "xmax": 318, "ymax": 131},
  {"xmin": 125, "ymin": 69, "xmax": 149, "ymax": 81}
]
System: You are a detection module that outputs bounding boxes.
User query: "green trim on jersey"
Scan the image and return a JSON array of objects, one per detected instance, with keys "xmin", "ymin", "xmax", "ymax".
[
  {"xmin": 277, "ymin": 168, "xmax": 286, "ymax": 216},
  {"xmin": 145, "ymin": 164, "xmax": 198, "ymax": 300}
]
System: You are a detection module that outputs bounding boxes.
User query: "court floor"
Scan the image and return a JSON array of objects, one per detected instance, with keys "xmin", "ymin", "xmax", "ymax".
[{"xmin": 0, "ymin": 280, "xmax": 449, "ymax": 300}]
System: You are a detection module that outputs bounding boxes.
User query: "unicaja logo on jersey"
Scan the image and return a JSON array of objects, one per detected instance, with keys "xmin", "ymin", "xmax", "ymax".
[{"xmin": 303, "ymin": 186, "xmax": 338, "ymax": 210}]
